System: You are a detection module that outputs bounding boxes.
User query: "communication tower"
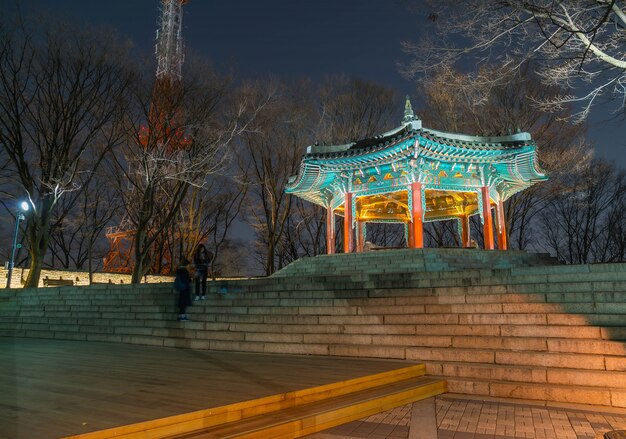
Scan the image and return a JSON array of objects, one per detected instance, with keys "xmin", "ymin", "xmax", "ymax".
[
  {"xmin": 156, "ymin": 0, "xmax": 187, "ymax": 82},
  {"xmin": 103, "ymin": 0, "xmax": 191, "ymax": 275}
]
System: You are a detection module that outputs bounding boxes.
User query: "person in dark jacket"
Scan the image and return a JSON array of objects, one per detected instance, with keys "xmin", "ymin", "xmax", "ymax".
[
  {"xmin": 193, "ymin": 244, "xmax": 213, "ymax": 300},
  {"xmin": 174, "ymin": 259, "xmax": 192, "ymax": 321}
]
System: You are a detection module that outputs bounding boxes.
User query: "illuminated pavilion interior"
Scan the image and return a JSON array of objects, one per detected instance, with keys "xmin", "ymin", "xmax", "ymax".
[{"xmin": 286, "ymin": 97, "xmax": 547, "ymax": 253}]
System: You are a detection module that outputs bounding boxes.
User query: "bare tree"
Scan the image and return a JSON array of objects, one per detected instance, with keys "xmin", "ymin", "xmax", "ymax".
[
  {"xmin": 541, "ymin": 159, "xmax": 625, "ymax": 263},
  {"xmin": 0, "ymin": 18, "xmax": 134, "ymax": 287},
  {"xmin": 316, "ymin": 76, "xmax": 398, "ymax": 144},
  {"xmin": 146, "ymin": 184, "xmax": 220, "ymax": 276},
  {"xmin": 48, "ymin": 168, "xmax": 121, "ymax": 275},
  {"xmin": 404, "ymin": 0, "xmax": 626, "ymax": 121},
  {"xmin": 212, "ymin": 239, "xmax": 250, "ymax": 278},
  {"xmin": 240, "ymin": 80, "xmax": 310, "ymax": 275},
  {"xmin": 116, "ymin": 65, "xmax": 265, "ymax": 283},
  {"xmin": 242, "ymin": 77, "xmax": 400, "ymax": 274},
  {"xmin": 419, "ymin": 64, "xmax": 590, "ymax": 249},
  {"xmin": 425, "ymin": 221, "xmax": 460, "ymax": 248},
  {"xmin": 603, "ymin": 198, "xmax": 626, "ymax": 261},
  {"xmin": 366, "ymin": 223, "xmax": 406, "ymax": 248},
  {"xmin": 278, "ymin": 77, "xmax": 399, "ymax": 263},
  {"xmin": 207, "ymin": 175, "xmax": 248, "ymax": 279},
  {"xmin": 279, "ymin": 199, "xmax": 326, "ymax": 267}
]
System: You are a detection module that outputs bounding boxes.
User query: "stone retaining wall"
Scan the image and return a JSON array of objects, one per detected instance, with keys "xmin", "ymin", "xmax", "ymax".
[{"xmin": 0, "ymin": 267, "xmax": 172, "ymax": 289}]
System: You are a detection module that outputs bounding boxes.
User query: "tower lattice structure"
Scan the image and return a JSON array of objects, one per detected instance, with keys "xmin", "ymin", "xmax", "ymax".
[
  {"xmin": 103, "ymin": 0, "xmax": 194, "ymax": 275},
  {"xmin": 156, "ymin": 0, "xmax": 186, "ymax": 82}
]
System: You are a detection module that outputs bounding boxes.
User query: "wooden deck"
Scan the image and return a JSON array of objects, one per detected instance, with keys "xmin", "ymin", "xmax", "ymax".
[{"xmin": 0, "ymin": 338, "xmax": 412, "ymax": 438}]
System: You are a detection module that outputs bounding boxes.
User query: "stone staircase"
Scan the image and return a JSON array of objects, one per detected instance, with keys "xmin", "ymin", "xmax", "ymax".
[
  {"xmin": 1, "ymin": 249, "xmax": 625, "ymax": 408},
  {"xmin": 272, "ymin": 248, "xmax": 559, "ymax": 277}
]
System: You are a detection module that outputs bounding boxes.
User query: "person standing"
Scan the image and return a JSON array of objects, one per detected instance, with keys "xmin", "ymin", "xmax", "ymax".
[
  {"xmin": 174, "ymin": 259, "xmax": 192, "ymax": 321},
  {"xmin": 193, "ymin": 244, "xmax": 212, "ymax": 300}
]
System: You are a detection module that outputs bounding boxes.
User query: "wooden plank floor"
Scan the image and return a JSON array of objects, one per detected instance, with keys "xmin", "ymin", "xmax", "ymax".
[{"xmin": 0, "ymin": 338, "xmax": 412, "ymax": 439}]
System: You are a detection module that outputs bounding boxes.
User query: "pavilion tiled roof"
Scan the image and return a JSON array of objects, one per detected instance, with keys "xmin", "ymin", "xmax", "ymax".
[{"xmin": 287, "ymin": 99, "xmax": 547, "ymax": 211}]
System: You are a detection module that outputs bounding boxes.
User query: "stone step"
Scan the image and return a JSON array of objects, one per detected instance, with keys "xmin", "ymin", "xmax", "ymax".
[
  {"xmin": 405, "ymin": 346, "xmax": 611, "ymax": 370},
  {"xmin": 443, "ymin": 376, "xmax": 625, "ymax": 407},
  {"xmin": 8, "ymin": 269, "xmax": 626, "ymax": 299},
  {"xmin": 431, "ymin": 361, "xmax": 626, "ymax": 386},
  {"xmin": 204, "ymin": 277, "xmax": 626, "ymax": 295},
  {"xmin": 4, "ymin": 309, "xmax": 626, "ymax": 339},
  {"xmin": 2, "ymin": 307, "xmax": 622, "ymax": 334},
  {"xmin": 280, "ymin": 260, "xmax": 626, "ymax": 274},
  {"xmin": 5, "ymin": 312, "xmax": 626, "ymax": 357},
  {"xmin": 6, "ymin": 286, "xmax": 626, "ymax": 315}
]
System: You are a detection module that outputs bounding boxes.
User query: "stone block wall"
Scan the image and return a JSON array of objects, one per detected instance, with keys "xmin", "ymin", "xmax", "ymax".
[{"xmin": 0, "ymin": 267, "xmax": 172, "ymax": 289}]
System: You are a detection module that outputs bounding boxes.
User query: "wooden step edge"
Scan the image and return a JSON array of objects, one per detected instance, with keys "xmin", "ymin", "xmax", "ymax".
[
  {"xmin": 284, "ymin": 364, "xmax": 426, "ymax": 402},
  {"xmin": 61, "ymin": 364, "xmax": 427, "ymax": 439},
  {"xmin": 286, "ymin": 380, "xmax": 445, "ymax": 439},
  {"xmin": 174, "ymin": 377, "xmax": 447, "ymax": 439}
]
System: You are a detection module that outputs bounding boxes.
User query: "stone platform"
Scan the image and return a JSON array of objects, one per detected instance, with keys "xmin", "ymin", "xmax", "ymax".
[{"xmin": 0, "ymin": 338, "xmax": 413, "ymax": 438}]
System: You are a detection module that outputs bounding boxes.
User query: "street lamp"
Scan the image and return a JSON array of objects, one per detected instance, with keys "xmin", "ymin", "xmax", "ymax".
[{"xmin": 6, "ymin": 201, "xmax": 29, "ymax": 289}]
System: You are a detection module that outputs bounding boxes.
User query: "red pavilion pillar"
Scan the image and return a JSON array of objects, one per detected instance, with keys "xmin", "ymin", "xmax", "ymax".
[
  {"xmin": 461, "ymin": 214, "xmax": 471, "ymax": 247},
  {"xmin": 326, "ymin": 206, "xmax": 335, "ymax": 255},
  {"xmin": 407, "ymin": 221, "xmax": 414, "ymax": 248},
  {"xmin": 356, "ymin": 221, "xmax": 365, "ymax": 252},
  {"xmin": 410, "ymin": 182, "xmax": 424, "ymax": 248},
  {"xmin": 343, "ymin": 192, "xmax": 354, "ymax": 253},
  {"xmin": 481, "ymin": 186, "xmax": 495, "ymax": 250},
  {"xmin": 495, "ymin": 200, "xmax": 508, "ymax": 250}
]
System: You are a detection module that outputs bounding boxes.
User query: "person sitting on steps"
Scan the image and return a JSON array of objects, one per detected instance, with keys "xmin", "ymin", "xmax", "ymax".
[{"xmin": 174, "ymin": 259, "xmax": 192, "ymax": 321}]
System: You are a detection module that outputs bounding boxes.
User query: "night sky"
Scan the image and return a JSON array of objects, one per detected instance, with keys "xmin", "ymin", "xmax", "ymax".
[{"xmin": 9, "ymin": 0, "xmax": 626, "ymax": 168}]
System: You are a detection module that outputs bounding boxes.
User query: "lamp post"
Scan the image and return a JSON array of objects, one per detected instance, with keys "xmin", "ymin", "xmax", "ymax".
[{"xmin": 6, "ymin": 201, "xmax": 29, "ymax": 289}]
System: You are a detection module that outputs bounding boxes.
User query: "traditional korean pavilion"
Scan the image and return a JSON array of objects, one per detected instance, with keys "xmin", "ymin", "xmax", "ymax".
[{"xmin": 286, "ymin": 97, "xmax": 547, "ymax": 253}]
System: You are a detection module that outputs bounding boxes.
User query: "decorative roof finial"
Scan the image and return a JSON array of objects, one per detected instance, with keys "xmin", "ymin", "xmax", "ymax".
[{"xmin": 402, "ymin": 95, "xmax": 416, "ymax": 124}]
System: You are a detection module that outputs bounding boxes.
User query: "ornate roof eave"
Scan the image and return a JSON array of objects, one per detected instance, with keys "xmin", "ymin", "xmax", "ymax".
[
  {"xmin": 419, "ymin": 128, "xmax": 531, "ymax": 147},
  {"xmin": 305, "ymin": 134, "xmax": 537, "ymax": 171},
  {"xmin": 287, "ymin": 97, "xmax": 548, "ymax": 208},
  {"xmin": 417, "ymin": 143, "xmax": 536, "ymax": 165},
  {"xmin": 305, "ymin": 123, "xmax": 532, "ymax": 159},
  {"xmin": 286, "ymin": 144, "xmax": 547, "ymax": 201}
]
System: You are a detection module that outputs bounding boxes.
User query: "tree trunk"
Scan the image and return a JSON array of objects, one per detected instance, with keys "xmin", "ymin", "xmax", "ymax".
[
  {"xmin": 24, "ymin": 249, "xmax": 45, "ymax": 288},
  {"xmin": 266, "ymin": 239, "xmax": 275, "ymax": 276},
  {"xmin": 132, "ymin": 228, "xmax": 149, "ymax": 284},
  {"xmin": 210, "ymin": 247, "xmax": 218, "ymax": 280},
  {"xmin": 88, "ymin": 239, "xmax": 93, "ymax": 285},
  {"xmin": 24, "ymin": 230, "xmax": 49, "ymax": 288},
  {"xmin": 24, "ymin": 197, "xmax": 54, "ymax": 288}
]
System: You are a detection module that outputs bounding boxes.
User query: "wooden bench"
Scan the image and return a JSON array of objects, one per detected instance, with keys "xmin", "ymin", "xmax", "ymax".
[{"xmin": 43, "ymin": 276, "xmax": 74, "ymax": 287}]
